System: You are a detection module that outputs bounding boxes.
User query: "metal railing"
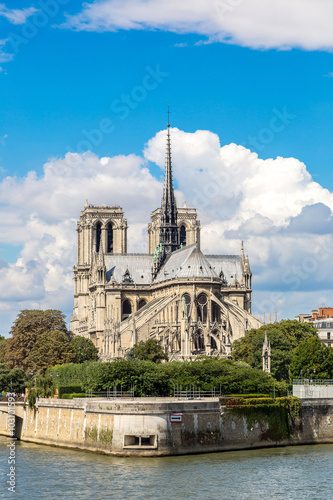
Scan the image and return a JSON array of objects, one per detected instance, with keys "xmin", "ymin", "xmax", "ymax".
[
  {"xmin": 173, "ymin": 385, "xmax": 222, "ymax": 399},
  {"xmin": 293, "ymin": 379, "xmax": 333, "ymax": 385},
  {"xmin": 85, "ymin": 385, "xmax": 135, "ymax": 398}
]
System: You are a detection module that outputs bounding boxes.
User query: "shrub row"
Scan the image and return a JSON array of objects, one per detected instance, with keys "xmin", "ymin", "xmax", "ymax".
[
  {"xmin": 58, "ymin": 385, "xmax": 83, "ymax": 398},
  {"xmin": 61, "ymin": 393, "xmax": 86, "ymax": 399},
  {"xmin": 47, "ymin": 358, "xmax": 288, "ymax": 397}
]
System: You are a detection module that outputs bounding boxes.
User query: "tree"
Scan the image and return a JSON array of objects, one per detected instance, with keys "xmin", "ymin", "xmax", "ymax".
[
  {"xmin": 28, "ymin": 330, "xmax": 76, "ymax": 375},
  {"xmin": 48, "ymin": 358, "xmax": 288, "ymax": 397},
  {"xmin": 132, "ymin": 339, "xmax": 168, "ymax": 363},
  {"xmin": 290, "ymin": 336, "xmax": 333, "ymax": 380},
  {"xmin": 0, "ymin": 363, "xmax": 27, "ymax": 393},
  {"xmin": 27, "ymin": 375, "xmax": 56, "ymax": 409},
  {"xmin": 0, "ymin": 336, "xmax": 8, "ymax": 364},
  {"xmin": 70, "ymin": 336, "xmax": 99, "ymax": 363},
  {"xmin": 5, "ymin": 310, "xmax": 68, "ymax": 371},
  {"xmin": 232, "ymin": 320, "xmax": 318, "ymax": 381}
]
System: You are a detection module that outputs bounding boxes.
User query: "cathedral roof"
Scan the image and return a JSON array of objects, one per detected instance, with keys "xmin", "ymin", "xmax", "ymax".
[
  {"xmin": 154, "ymin": 244, "xmax": 218, "ymax": 283},
  {"xmin": 206, "ymin": 255, "xmax": 243, "ymax": 284},
  {"xmin": 105, "ymin": 254, "xmax": 153, "ymax": 284},
  {"xmin": 103, "ymin": 248, "xmax": 244, "ymax": 286}
]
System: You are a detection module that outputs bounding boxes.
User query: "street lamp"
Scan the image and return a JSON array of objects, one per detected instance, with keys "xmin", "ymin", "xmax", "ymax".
[{"xmin": 30, "ymin": 371, "xmax": 36, "ymax": 388}]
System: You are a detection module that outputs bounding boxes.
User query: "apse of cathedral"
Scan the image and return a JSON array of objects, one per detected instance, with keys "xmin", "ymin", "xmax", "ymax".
[{"xmin": 71, "ymin": 122, "xmax": 262, "ymax": 360}]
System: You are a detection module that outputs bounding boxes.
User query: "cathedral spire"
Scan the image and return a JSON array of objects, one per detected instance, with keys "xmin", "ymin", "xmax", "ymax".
[{"xmin": 159, "ymin": 107, "xmax": 178, "ymax": 257}]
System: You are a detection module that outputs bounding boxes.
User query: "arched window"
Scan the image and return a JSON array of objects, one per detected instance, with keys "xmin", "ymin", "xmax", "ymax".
[
  {"xmin": 138, "ymin": 299, "xmax": 147, "ymax": 310},
  {"xmin": 197, "ymin": 293, "xmax": 208, "ymax": 323},
  {"xmin": 181, "ymin": 293, "xmax": 191, "ymax": 318},
  {"xmin": 210, "ymin": 336, "xmax": 217, "ymax": 350},
  {"xmin": 211, "ymin": 301, "xmax": 220, "ymax": 322},
  {"xmin": 122, "ymin": 299, "xmax": 132, "ymax": 320},
  {"xmin": 194, "ymin": 330, "xmax": 205, "ymax": 351},
  {"xmin": 107, "ymin": 224, "xmax": 113, "ymax": 253},
  {"xmin": 179, "ymin": 225, "xmax": 186, "ymax": 247},
  {"xmin": 96, "ymin": 223, "xmax": 101, "ymax": 252}
]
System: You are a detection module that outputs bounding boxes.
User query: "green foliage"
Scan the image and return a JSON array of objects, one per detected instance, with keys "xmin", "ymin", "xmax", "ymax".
[
  {"xmin": 225, "ymin": 394, "xmax": 270, "ymax": 398},
  {"xmin": 99, "ymin": 429, "xmax": 113, "ymax": 446},
  {"xmin": 232, "ymin": 320, "xmax": 318, "ymax": 380},
  {"xmin": 27, "ymin": 374, "xmax": 56, "ymax": 409},
  {"xmin": 47, "ymin": 363, "xmax": 88, "ymax": 387},
  {"xmin": 132, "ymin": 339, "xmax": 168, "ymax": 363},
  {"xmin": 197, "ymin": 430, "xmax": 221, "ymax": 444},
  {"xmin": 0, "ymin": 337, "xmax": 8, "ymax": 364},
  {"xmin": 58, "ymin": 385, "xmax": 83, "ymax": 398},
  {"xmin": 28, "ymin": 330, "xmax": 76, "ymax": 375},
  {"xmin": 84, "ymin": 426, "xmax": 113, "ymax": 446},
  {"xmin": 0, "ymin": 363, "xmax": 27, "ymax": 393},
  {"xmin": 70, "ymin": 336, "xmax": 99, "ymax": 363},
  {"xmin": 224, "ymin": 396, "xmax": 300, "ymax": 441},
  {"xmin": 85, "ymin": 425, "xmax": 98, "ymax": 442},
  {"xmin": 290, "ymin": 336, "xmax": 333, "ymax": 379},
  {"xmin": 61, "ymin": 393, "xmax": 86, "ymax": 399},
  {"xmin": 5, "ymin": 310, "xmax": 69, "ymax": 372},
  {"xmin": 47, "ymin": 358, "xmax": 287, "ymax": 397}
]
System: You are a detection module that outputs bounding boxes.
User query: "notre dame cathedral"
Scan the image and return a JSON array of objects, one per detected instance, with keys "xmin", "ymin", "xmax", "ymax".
[{"xmin": 71, "ymin": 122, "xmax": 262, "ymax": 360}]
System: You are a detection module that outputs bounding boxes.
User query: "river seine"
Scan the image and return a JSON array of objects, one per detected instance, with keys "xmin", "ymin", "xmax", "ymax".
[{"xmin": 1, "ymin": 436, "xmax": 333, "ymax": 499}]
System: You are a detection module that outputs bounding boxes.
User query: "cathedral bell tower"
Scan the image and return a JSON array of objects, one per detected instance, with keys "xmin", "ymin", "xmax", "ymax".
[{"xmin": 159, "ymin": 113, "xmax": 179, "ymax": 258}]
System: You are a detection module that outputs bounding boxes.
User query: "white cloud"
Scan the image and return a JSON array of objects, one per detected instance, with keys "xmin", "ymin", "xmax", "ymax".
[
  {"xmin": 0, "ymin": 152, "xmax": 162, "ymax": 335},
  {"xmin": 0, "ymin": 5, "xmax": 37, "ymax": 72},
  {"xmin": 0, "ymin": 4, "xmax": 37, "ymax": 25},
  {"xmin": 0, "ymin": 39, "xmax": 13, "ymax": 69},
  {"xmin": 1, "ymin": 128, "xmax": 333, "ymax": 334},
  {"xmin": 145, "ymin": 128, "xmax": 333, "ymax": 317},
  {"xmin": 145, "ymin": 128, "xmax": 333, "ymax": 227},
  {"xmin": 63, "ymin": 0, "xmax": 333, "ymax": 51}
]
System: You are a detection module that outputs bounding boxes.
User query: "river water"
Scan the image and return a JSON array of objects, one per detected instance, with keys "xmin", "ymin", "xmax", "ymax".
[{"xmin": 1, "ymin": 436, "xmax": 332, "ymax": 499}]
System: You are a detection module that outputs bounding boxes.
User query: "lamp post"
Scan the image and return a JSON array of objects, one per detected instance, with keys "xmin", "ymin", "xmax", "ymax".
[{"xmin": 30, "ymin": 371, "xmax": 36, "ymax": 388}]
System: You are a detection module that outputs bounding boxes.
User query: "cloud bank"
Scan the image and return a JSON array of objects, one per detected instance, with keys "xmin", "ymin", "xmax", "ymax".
[
  {"xmin": 1, "ymin": 128, "xmax": 333, "ymax": 334},
  {"xmin": 0, "ymin": 4, "xmax": 37, "ymax": 25},
  {"xmin": 63, "ymin": 0, "xmax": 333, "ymax": 51}
]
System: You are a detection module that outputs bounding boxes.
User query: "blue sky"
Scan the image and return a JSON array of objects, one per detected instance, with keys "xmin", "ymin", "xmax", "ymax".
[
  {"xmin": 1, "ymin": 0, "xmax": 333, "ymax": 335},
  {"xmin": 1, "ymin": 1, "xmax": 333, "ymax": 184}
]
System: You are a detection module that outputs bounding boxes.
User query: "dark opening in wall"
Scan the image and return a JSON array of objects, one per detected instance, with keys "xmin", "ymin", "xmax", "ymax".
[
  {"xmin": 123, "ymin": 435, "xmax": 157, "ymax": 448},
  {"xmin": 179, "ymin": 225, "xmax": 186, "ymax": 246},
  {"xmin": 138, "ymin": 299, "xmax": 147, "ymax": 310},
  {"xmin": 122, "ymin": 299, "xmax": 132, "ymax": 320},
  {"xmin": 96, "ymin": 223, "xmax": 101, "ymax": 252},
  {"xmin": 107, "ymin": 224, "xmax": 113, "ymax": 253}
]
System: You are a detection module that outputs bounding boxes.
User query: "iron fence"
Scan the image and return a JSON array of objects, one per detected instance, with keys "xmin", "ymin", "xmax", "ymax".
[
  {"xmin": 85, "ymin": 385, "xmax": 135, "ymax": 398},
  {"xmin": 173, "ymin": 384, "xmax": 222, "ymax": 399},
  {"xmin": 293, "ymin": 379, "xmax": 333, "ymax": 385}
]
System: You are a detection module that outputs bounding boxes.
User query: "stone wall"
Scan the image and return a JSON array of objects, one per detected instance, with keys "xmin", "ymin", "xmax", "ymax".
[
  {"xmin": 293, "ymin": 384, "xmax": 333, "ymax": 399},
  {"xmin": 1, "ymin": 398, "xmax": 333, "ymax": 456}
]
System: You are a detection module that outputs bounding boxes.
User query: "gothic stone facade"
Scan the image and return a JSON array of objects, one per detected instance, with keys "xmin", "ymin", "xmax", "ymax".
[{"xmin": 71, "ymin": 127, "xmax": 261, "ymax": 360}]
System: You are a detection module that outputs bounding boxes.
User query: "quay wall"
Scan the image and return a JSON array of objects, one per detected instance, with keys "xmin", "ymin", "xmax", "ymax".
[{"xmin": 1, "ymin": 398, "xmax": 333, "ymax": 456}]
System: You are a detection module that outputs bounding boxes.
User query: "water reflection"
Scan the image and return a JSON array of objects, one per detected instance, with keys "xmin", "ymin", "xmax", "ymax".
[{"xmin": 1, "ymin": 437, "xmax": 333, "ymax": 499}]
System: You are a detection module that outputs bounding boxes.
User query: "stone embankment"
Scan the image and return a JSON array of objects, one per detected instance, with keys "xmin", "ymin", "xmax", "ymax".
[{"xmin": 0, "ymin": 397, "xmax": 333, "ymax": 456}]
